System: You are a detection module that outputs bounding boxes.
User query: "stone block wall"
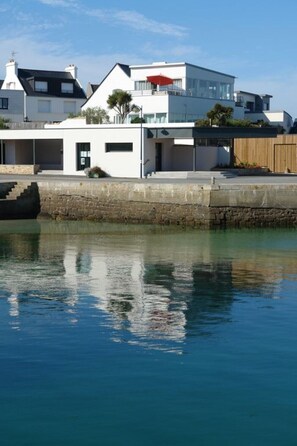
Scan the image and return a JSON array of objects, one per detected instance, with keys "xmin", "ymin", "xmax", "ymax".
[
  {"xmin": 36, "ymin": 181, "xmax": 297, "ymax": 228},
  {"xmin": 37, "ymin": 181, "xmax": 212, "ymax": 227},
  {"xmin": 0, "ymin": 165, "xmax": 40, "ymax": 174}
]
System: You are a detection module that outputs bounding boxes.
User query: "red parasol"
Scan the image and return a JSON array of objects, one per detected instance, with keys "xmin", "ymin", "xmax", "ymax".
[{"xmin": 147, "ymin": 74, "xmax": 174, "ymax": 86}]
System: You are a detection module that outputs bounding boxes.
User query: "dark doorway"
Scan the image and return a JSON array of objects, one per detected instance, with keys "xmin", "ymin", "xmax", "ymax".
[
  {"xmin": 155, "ymin": 143, "xmax": 162, "ymax": 171},
  {"xmin": 0, "ymin": 142, "xmax": 5, "ymax": 164},
  {"xmin": 77, "ymin": 142, "xmax": 91, "ymax": 171}
]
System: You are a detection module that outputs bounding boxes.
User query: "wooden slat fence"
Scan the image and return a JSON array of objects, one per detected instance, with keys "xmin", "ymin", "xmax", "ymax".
[{"xmin": 234, "ymin": 135, "xmax": 297, "ymax": 173}]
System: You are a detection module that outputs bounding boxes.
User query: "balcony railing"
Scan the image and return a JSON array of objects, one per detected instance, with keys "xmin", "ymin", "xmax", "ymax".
[{"xmin": 129, "ymin": 89, "xmax": 187, "ymax": 97}]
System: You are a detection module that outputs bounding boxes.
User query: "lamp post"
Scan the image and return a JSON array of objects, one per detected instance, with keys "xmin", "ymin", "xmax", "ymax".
[
  {"xmin": 139, "ymin": 106, "xmax": 143, "ymax": 179},
  {"xmin": 132, "ymin": 105, "xmax": 143, "ymax": 179}
]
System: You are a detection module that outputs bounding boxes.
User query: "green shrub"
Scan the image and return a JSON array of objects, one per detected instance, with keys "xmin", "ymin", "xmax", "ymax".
[{"xmin": 84, "ymin": 166, "xmax": 107, "ymax": 178}]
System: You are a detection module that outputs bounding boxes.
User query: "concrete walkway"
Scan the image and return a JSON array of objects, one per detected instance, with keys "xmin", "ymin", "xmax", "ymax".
[{"xmin": 1, "ymin": 171, "xmax": 297, "ymax": 186}]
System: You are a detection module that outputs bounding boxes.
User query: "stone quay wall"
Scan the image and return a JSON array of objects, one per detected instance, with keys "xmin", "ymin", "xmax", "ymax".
[
  {"xmin": 0, "ymin": 165, "xmax": 40, "ymax": 175},
  {"xmin": 36, "ymin": 181, "xmax": 297, "ymax": 228}
]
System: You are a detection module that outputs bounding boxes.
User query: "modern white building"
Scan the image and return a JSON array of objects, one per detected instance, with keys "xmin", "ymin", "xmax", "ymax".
[
  {"xmin": 84, "ymin": 61, "xmax": 244, "ymax": 124},
  {"xmin": 234, "ymin": 90, "xmax": 293, "ymax": 133},
  {"xmin": 0, "ymin": 116, "xmax": 277, "ymax": 176},
  {"xmin": 0, "ymin": 59, "xmax": 86, "ymax": 123}
]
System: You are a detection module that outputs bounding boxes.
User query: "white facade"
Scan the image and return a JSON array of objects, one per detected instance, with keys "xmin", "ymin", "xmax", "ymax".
[
  {"xmin": 245, "ymin": 111, "xmax": 293, "ymax": 134},
  {"xmin": 0, "ymin": 60, "xmax": 86, "ymax": 123},
  {"xmin": 84, "ymin": 61, "xmax": 242, "ymax": 124},
  {"xmin": 234, "ymin": 90, "xmax": 293, "ymax": 133},
  {"xmin": 0, "ymin": 119, "xmax": 230, "ymax": 176},
  {"xmin": 0, "ymin": 89, "xmax": 24, "ymax": 122}
]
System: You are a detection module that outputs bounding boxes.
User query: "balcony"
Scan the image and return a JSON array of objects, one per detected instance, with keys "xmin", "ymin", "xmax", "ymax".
[{"xmin": 130, "ymin": 88, "xmax": 187, "ymax": 97}]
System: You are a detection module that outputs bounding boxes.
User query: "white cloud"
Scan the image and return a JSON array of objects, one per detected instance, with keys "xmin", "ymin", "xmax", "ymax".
[
  {"xmin": 36, "ymin": 0, "xmax": 187, "ymax": 37},
  {"xmin": 0, "ymin": 34, "xmax": 142, "ymax": 90},
  {"xmin": 38, "ymin": 0, "xmax": 78, "ymax": 6},
  {"xmin": 112, "ymin": 10, "xmax": 187, "ymax": 37}
]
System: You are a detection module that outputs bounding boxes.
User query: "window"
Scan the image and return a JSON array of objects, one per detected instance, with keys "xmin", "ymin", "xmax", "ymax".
[
  {"xmin": 35, "ymin": 81, "xmax": 48, "ymax": 92},
  {"xmin": 156, "ymin": 113, "xmax": 166, "ymax": 123},
  {"xmin": 198, "ymin": 80, "xmax": 208, "ymax": 97},
  {"xmin": 172, "ymin": 79, "xmax": 182, "ymax": 89},
  {"xmin": 135, "ymin": 80, "xmax": 152, "ymax": 91},
  {"xmin": 38, "ymin": 100, "xmax": 51, "ymax": 113},
  {"xmin": 219, "ymin": 83, "xmax": 232, "ymax": 100},
  {"xmin": 0, "ymin": 98, "xmax": 8, "ymax": 109},
  {"xmin": 208, "ymin": 81, "xmax": 217, "ymax": 98},
  {"xmin": 143, "ymin": 114, "xmax": 154, "ymax": 123},
  {"xmin": 77, "ymin": 143, "xmax": 91, "ymax": 170},
  {"xmin": 105, "ymin": 143, "xmax": 133, "ymax": 152},
  {"xmin": 61, "ymin": 82, "xmax": 74, "ymax": 94},
  {"xmin": 187, "ymin": 78, "xmax": 198, "ymax": 96},
  {"xmin": 64, "ymin": 101, "xmax": 76, "ymax": 114}
]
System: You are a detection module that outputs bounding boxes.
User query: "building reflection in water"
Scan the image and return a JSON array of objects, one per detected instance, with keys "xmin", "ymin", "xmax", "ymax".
[{"xmin": 0, "ymin": 221, "xmax": 294, "ymax": 353}]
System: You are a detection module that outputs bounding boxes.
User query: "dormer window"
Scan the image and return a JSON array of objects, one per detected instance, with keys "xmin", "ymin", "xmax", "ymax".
[
  {"xmin": 61, "ymin": 82, "xmax": 74, "ymax": 94},
  {"xmin": 35, "ymin": 81, "xmax": 48, "ymax": 92}
]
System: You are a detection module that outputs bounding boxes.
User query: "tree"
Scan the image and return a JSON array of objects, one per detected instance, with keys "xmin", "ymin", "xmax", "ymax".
[
  {"xmin": 70, "ymin": 107, "xmax": 110, "ymax": 124},
  {"xmin": 130, "ymin": 116, "xmax": 145, "ymax": 124},
  {"xmin": 207, "ymin": 103, "xmax": 233, "ymax": 126},
  {"xmin": 107, "ymin": 90, "xmax": 134, "ymax": 123},
  {"xmin": 0, "ymin": 116, "xmax": 10, "ymax": 129}
]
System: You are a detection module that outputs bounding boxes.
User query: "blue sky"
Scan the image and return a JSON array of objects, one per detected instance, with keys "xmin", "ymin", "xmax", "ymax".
[{"xmin": 1, "ymin": 0, "xmax": 297, "ymax": 118}]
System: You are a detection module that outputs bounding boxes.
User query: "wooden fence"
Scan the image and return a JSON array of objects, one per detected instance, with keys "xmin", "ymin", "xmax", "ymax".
[{"xmin": 234, "ymin": 135, "xmax": 297, "ymax": 173}]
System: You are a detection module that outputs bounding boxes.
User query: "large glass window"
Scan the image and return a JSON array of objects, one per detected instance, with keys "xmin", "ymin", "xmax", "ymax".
[
  {"xmin": 198, "ymin": 80, "xmax": 208, "ymax": 97},
  {"xmin": 187, "ymin": 78, "xmax": 198, "ymax": 96},
  {"xmin": 38, "ymin": 100, "xmax": 51, "ymax": 113},
  {"xmin": 61, "ymin": 82, "xmax": 74, "ymax": 94},
  {"xmin": 208, "ymin": 81, "xmax": 217, "ymax": 98},
  {"xmin": 35, "ymin": 81, "xmax": 48, "ymax": 92},
  {"xmin": 0, "ymin": 98, "xmax": 8, "ymax": 109},
  {"xmin": 156, "ymin": 113, "xmax": 166, "ymax": 123},
  {"xmin": 135, "ymin": 80, "xmax": 152, "ymax": 91},
  {"xmin": 219, "ymin": 83, "xmax": 232, "ymax": 100},
  {"xmin": 77, "ymin": 142, "xmax": 91, "ymax": 170},
  {"xmin": 172, "ymin": 79, "xmax": 182, "ymax": 89},
  {"xmin": 105, "ymin": 143, "xmax": 133, "ymax": 152},
  {"xmin": 143, "ymin": 114, "xmax": 154, "ymax": 123}
]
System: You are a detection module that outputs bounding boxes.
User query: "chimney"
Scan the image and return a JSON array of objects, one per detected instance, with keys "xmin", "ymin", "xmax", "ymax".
[
  {"xmin": 6, "ymin": 59, "xmax": 18, "ymax": 77},
  {"xmin": 65, "ymin": 64, "xmax": 77, "ymax": 79}
]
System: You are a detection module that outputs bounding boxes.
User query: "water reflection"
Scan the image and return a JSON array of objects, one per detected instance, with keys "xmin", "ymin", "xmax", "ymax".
[{"xmin": 0, "ymin": 221, "xmax": 296, "ymax": 353}]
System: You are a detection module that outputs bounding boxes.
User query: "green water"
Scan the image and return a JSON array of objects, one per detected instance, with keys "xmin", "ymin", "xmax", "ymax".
[{"xmin": 0, "ymin": 220, "xmax": 296, "ymax": 445}]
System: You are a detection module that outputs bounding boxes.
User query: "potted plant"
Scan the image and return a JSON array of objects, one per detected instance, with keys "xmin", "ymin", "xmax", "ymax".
[{"xmin": 84, "ymin": 166, "xmax": 107, "ymax": 178}]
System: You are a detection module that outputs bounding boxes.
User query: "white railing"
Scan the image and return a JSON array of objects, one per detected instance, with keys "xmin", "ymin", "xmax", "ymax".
[{"xmin": 129, "ymin": 89, "xmax": 188, "ymax": 97}]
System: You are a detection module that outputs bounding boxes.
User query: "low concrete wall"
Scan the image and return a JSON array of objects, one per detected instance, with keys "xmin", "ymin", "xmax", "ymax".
[
  {"xmin": 0, "ymin": 164, "xmax": 40, "ymax": 175},
  {"xmin": 36, "ymin": 181, "xmax": 297, "ymax": 228}
]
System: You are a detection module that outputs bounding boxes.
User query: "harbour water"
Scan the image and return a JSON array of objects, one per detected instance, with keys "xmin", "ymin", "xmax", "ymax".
[{"xmin": 0, "ymin": 220, "xmax": 296, "ymax": 445}]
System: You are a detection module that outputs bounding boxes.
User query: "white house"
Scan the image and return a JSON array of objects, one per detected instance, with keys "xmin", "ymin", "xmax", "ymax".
[
  {"xmin": 0, "ymin": 80, "xmax": 24, "ymax": 123},
  {"xmin": 83, "ymin": 61, "xmax": 244, "ymax": 124},
  {"xmin": 234, "ymin": 90, "xmax": 293, "ymax": 133},
  {"xmin": 0, "ymin": 59, "xmax": 86, "ymax": 123}
]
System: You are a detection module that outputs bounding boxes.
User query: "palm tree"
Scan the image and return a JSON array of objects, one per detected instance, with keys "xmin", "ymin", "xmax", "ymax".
[{"xmin": 107, "ymin": 90, "xmax": 135, "ymax": 123}]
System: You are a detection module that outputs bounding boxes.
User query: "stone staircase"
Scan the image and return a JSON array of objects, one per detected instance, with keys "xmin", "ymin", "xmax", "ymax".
[
  {"xmin": 4, "ymin": 181, "xmax": 33, "ymax": 200},
  {"xmin": 0, "ymin": 181, "xmax": 40, "ymax": 220}
]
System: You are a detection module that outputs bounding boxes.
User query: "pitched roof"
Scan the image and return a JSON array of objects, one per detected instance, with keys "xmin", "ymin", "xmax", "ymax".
[
  {"xmin": 83, "ymin": 63, "xmax": 130, "ymax": 106},
  {"xmin": 86, "ymin": 83, "xmax": 99, "ymax": 98},
  {"xmin": 118, "ymin": 63, "xmax": 131, "ymax": 77},
  {"xmin": 17, "ymin": 68, "xmax": 86, "ymax": 99}
]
